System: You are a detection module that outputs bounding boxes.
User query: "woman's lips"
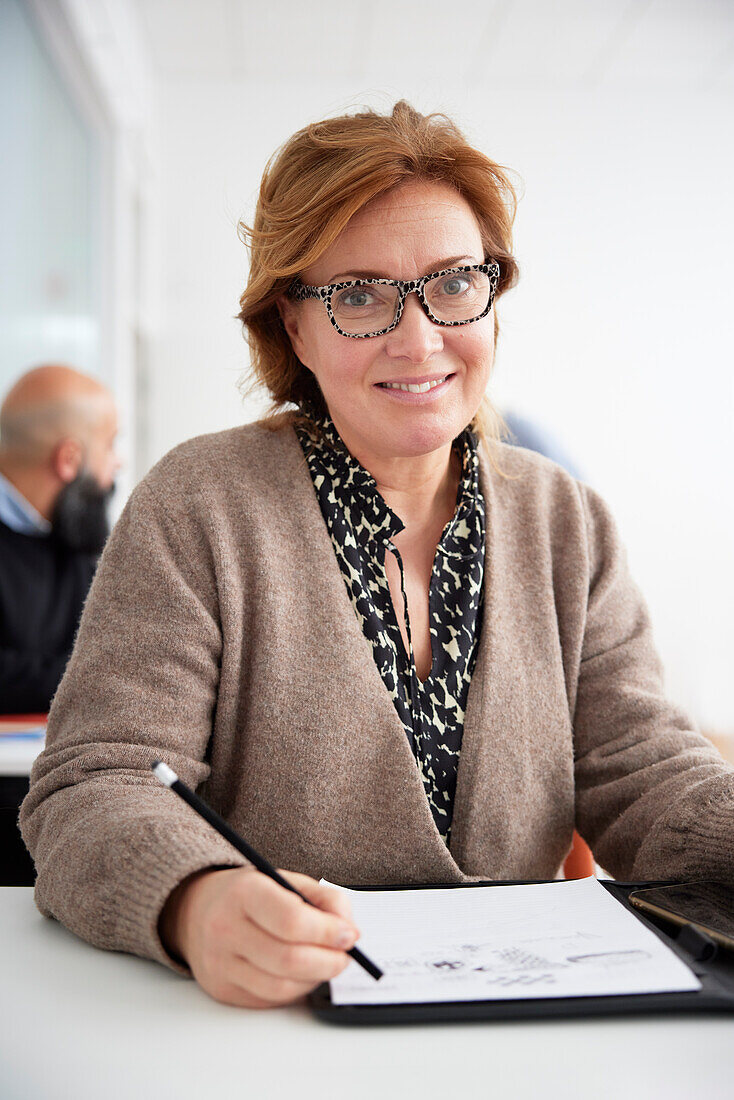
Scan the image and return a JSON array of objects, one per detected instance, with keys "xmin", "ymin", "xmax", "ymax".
[{"xmin": 375, "ymin": 373, "xmax": 454, "ymax": 400}]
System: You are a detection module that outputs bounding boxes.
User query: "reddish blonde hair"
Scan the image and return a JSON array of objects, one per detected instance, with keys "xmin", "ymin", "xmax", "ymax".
[{"xmin": 237, "ymin": 101, "xmax": 520, "ymax": 443}]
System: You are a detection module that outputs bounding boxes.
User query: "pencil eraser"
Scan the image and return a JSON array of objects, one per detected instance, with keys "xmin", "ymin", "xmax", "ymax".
[{"xmin": 152, "ymin": 761, "xmax": 178, "ymax": 787}]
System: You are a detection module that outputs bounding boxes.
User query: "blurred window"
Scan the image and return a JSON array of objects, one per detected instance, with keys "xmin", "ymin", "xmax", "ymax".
[{"xmin": 0, "ymin": 0, "xmax": 103, "ymax": 395}]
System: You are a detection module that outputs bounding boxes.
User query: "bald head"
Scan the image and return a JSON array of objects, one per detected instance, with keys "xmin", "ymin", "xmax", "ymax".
[
  {"xmin": 0, "ymin": 365, "xmax": 114, "ymax": 464},
  {"xmin": 0, "ymin": 364, "xmax": 120, "ymax": 526}
]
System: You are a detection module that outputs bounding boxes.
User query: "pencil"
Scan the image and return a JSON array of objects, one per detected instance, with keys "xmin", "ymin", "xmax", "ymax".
[{"xmin": 151, "ymin": 760, "xmax": 382, "ymax": 981}]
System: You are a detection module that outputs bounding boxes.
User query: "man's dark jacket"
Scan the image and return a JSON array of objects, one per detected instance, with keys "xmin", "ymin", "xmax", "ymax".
[{"xmin": 0, "ymin": 518, "xmax": 96, "ymax": 712}]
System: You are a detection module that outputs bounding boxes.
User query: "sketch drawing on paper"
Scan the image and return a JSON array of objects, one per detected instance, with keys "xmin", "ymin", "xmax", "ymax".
[{"xmin": 374, "ymin": 935, "xmax": 653, "ymax": 991}]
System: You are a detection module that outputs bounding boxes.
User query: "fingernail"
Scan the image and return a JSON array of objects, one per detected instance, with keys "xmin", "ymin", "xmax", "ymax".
[{"xmin": 337, "ymin": 928, "xmax": 357, "ymax": 949}]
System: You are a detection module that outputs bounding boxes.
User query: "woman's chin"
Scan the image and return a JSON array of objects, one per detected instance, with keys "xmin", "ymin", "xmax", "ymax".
[{"xmin": 373, "ymin": 407, "xmax": 467, "ymax": 458}]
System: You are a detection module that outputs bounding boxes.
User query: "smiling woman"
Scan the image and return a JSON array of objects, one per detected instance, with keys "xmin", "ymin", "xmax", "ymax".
[
  {"xmin": 278, "ymin": 182, "xmax": 497, "ymax": 464},
  {"xmin": 238, "ymin": 101, "xmax": 518, "ymax": 447},
  {"xmin": 19, "ymin": 101, "xmax": 734, "ymax": 1013}
]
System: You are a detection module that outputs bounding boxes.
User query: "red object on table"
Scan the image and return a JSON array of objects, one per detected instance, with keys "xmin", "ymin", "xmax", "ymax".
[
  {"xmin": 0, "ymin": 715, "xmax": 48, "ymax": 723},
  {"xmin": 0, "ymin": 714, "xmax": 48, "ymax": 734}
]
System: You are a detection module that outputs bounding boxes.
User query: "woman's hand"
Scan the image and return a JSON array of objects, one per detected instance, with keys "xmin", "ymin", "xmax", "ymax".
[{"xmin": 159, "ymin": 866, "xmax": 360, "ymax": 1008}]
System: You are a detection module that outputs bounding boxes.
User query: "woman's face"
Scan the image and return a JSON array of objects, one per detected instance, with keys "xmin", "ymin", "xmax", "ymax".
[{"xmin": 280, "ymin": 179, "xmax": 494, "ymax": 464}]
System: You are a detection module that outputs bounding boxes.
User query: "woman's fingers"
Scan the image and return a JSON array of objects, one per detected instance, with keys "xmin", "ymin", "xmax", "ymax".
[
  {"xmin": 222, "ymin": 952, "xmax": 330, "ymax": 1007},
  {"xmin": 169, "ymin": 866, "xmax": 360, "ymax": 1008},
  {"xmin": 207, "ymin": 954, "xmax": 313, "ymax": 1009},
  {"xmin": 278, "ymin": 869, "xmax": 357, "ymax": 925},
  {"xmin": 205, "ymin": 964, "xmax": 308, "ymax": 1010},
  {"xmin": 233, "ymin": 912, "xmax": 353, "ymax": 984},
  {"xmin": 240, "ymin": 871, "xmax": 360, "ymax": 950}
]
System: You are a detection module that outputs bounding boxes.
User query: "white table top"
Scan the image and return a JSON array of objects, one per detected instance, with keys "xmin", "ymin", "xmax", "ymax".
[
  {"xmin": 0, "ymin": 736, "xmax": 44, "ymax": 776},
  {"xmin": 1, "ymin": 889, "xmax": 733, "ymax": 1100},
  {"xmin": 0, "ymin": 719, "xmax": 46, "ymax": 776}
]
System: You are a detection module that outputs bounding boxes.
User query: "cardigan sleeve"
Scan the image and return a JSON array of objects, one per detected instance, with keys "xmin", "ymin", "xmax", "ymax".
[
  {"xmin": 572, "ymin": 483, "xmax": 734, "ymax": 883},
  {"xmin": 19, "ymin": 477, "xmax": 248, "ymax": 973}
]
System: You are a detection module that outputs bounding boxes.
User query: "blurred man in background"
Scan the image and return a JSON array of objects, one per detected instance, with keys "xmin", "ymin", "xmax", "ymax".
[{"xmin": 0, "ymin": 364, "xmax": 120, "ymax": 714}]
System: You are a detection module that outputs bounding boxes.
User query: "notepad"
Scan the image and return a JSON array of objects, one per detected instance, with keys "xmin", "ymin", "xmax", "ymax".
[{"xmin": 321, "ymin": 877, "xmax": 701, "ymax": 1005}]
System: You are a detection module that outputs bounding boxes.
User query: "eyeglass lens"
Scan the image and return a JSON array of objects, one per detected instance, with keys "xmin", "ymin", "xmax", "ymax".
[{"xmin": 330, "ymin": 269, "xmax": 492, "ymax": 335}]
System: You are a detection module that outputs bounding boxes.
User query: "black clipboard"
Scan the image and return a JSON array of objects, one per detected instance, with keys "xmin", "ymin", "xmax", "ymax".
[{"xmin": 309, "ymin": 879, "xmax": 734, "ymax": 1025}]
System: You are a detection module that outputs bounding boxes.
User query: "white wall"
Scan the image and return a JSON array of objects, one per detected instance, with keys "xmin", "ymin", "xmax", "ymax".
[{"xmin": 146, "ymin": 70, "xmax": 733, "ymax": 734}]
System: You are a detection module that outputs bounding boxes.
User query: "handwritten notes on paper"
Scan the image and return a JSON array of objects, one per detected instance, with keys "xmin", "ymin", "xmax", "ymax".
[{"xmin": 321, "ymin": 877, "xmax": 701, "ymax": 1006}]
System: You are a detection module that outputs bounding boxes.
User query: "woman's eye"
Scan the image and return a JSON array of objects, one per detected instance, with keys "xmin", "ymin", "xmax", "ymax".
[
  {"xmin": 440, "ymin": 275, "xmax": 471, "ymax": 296},
  {"xmin": 338, "ymin": 286, "xmax": 376, "ymax": 309}
]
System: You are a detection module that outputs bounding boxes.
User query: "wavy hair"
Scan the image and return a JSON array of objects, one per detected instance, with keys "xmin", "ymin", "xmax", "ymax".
[{"xmin": 237, "ymin": 101, "xmax": 520, "ymax": 445}]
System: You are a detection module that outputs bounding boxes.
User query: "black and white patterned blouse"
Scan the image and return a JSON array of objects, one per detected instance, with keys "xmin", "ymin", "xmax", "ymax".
[{"xmin": 295, "ymin": 411, "xmax": 486, "ymax": 845}]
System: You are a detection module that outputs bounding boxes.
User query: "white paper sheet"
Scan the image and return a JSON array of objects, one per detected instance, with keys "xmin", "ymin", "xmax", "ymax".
[{"xmin": 321, "ymin": 877, "xmax": 701, "ymax": 1005}]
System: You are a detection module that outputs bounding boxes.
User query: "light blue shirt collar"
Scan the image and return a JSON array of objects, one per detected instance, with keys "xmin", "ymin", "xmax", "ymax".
[{"xmin": 0, "ymin": 470, "xmax": 52, "ymax": 536}]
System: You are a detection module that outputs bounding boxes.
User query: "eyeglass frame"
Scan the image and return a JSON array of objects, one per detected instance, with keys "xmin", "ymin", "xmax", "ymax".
[{"xmin": 287, "ymin": 260, "xmax": 501, "ymax": 339}]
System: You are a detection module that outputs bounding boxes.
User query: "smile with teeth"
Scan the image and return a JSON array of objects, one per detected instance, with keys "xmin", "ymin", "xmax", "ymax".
[{"xmin": 380, "ymin": 376, "xmax": 449, "ymax": 393}]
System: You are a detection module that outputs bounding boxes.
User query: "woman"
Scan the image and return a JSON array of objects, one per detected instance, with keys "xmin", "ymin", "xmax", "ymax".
[{"xmin": 20, "ymin": 102, "xmax": 734, "ymax": 1010}]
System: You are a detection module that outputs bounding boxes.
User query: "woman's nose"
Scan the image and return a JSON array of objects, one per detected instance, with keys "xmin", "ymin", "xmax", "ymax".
[{"xmin": 384, "ymin": 292, "xmax": 444, "ymax": 362}]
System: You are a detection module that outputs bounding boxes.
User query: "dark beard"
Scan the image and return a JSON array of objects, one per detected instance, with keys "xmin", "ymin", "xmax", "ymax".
[{"xmin": 51, "ymin": 473, "xmax": 113, "ymax": 555}]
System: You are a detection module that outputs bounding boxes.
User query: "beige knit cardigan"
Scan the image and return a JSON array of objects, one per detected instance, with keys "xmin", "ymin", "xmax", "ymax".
[{"xmin": 20, "ymin": 423, "xmax": 734, "ymax": 972}]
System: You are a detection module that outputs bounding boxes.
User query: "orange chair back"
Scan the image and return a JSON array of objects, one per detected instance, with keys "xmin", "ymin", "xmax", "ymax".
[{"xmin": 563, "ymin": 831, "xmax": 595, "ymax": 878}]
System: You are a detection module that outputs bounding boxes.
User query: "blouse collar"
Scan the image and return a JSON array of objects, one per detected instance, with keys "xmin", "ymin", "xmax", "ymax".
[{"xmin": 296, "ymin": 408, "xmax": 482, "ymax": 553}]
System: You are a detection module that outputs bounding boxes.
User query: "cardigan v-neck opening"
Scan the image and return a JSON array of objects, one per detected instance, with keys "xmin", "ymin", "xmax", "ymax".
[{"xmin": 292, "ymin": 417, "xmax": 486, "ymax": 852}]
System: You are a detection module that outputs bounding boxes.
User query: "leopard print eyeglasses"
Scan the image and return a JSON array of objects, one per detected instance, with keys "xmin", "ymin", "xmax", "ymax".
[{"xmin": 288, "ymin": 261, "xmax": 500, "ymax": 339}]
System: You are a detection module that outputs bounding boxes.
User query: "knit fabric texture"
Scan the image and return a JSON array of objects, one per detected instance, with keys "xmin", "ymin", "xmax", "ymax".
[{"xmin": 19, "ymin": 422, "xmax": 734, "ymax": 974}]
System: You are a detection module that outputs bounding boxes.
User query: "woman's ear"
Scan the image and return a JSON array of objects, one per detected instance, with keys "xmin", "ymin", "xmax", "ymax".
[{"xmin": 277, "ymin": 296, "xmax": 310, "ymax": 366}]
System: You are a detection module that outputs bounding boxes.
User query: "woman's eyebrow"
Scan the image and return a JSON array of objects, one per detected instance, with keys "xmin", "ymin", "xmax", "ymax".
[{"xmin": 325, "ymin": 256, "xmax": 479, "ymax": 282}]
